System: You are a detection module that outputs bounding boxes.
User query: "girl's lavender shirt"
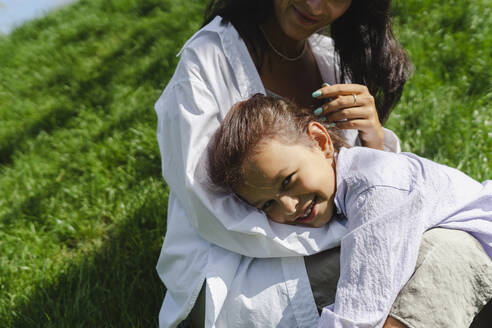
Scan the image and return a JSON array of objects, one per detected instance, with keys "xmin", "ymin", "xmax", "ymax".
[{"xmin": 319, "ymin": 146, "xmax": 492, "ymax": 327}]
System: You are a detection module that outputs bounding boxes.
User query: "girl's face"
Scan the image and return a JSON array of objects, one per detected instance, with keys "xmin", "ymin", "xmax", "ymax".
[
  {"xmin": 273, "ymin": 0, "xmax": 352, "ymax": 40},
  {"xmin": 236, "ymin": 122, "xmax": 337, "ymax": 228}
]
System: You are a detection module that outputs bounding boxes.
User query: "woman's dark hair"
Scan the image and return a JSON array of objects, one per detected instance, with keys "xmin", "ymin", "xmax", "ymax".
[
  {"xmin": 203, "ymin": 0, "xmax": 272, "ymax": 71},
  {"xmin": 207, "ymin": 94, "xmax": 347, "ymax": 192},
  {"xmin": 203, "ymin": 0, "xmax": 412, "ymax": 123},
  {"xmin": 331, "ymin": 0, "xmax": 412, "ymax": 122}
]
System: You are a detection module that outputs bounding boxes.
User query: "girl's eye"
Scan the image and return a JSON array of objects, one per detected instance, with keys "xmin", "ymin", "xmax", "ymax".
[
  {"xmin": 262, "ymin": 199, "xmax": 274, "ymax": 210},
  {"xmin": 281, "ymin": 174, "xmax": 293, "ymax": 189}
]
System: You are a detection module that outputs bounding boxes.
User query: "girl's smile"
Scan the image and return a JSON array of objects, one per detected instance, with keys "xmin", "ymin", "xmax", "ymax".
[{"xmin": 294, "ymin": 195, "xmax": 318, "ymax": 224}]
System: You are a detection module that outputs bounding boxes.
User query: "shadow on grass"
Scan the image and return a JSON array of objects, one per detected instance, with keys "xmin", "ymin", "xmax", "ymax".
[
  {"xmin": 8, "ymin": 195, "xmax": 168, "ymax": 328},
  {"xmin": 0, "ymin": 104, "xmax": 162, "ymax": 231},
  {"xmin": 0, "ymin": 17, "xmax": 179, "ymax": 166},
  {"xmin": 0, "ymin": 45, "xmax": 126, "ymax": 166},
  {"xmin": 0, "ymin": 103, "xmax": 78, "ymax": 166}
]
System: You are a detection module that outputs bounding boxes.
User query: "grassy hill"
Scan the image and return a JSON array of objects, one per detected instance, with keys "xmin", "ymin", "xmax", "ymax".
[
  {"xmin": 0, "ymin": 0, "xmax": 204, "ymax": 326},
  {"xmin": 0, "ymin": 0, "xmax": 490, "ymax": 326}
]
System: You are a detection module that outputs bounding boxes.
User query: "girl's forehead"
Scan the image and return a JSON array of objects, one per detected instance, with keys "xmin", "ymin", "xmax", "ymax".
[
  {"xmin": 247, "ymin": 140, "xmax": 292, "ymax": 169},
  {"xmin": 242, "ymin": 139, "xmax": 308, "ymax": 186}
]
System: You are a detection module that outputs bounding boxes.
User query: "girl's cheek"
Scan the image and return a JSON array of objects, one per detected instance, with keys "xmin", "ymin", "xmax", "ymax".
[
  {"xmin": 298, "ymin": 176, "xmax": 319, "ymax": 192},
  {"xmin": 268, "ymin": 208, "xmax": 283, "ymax": 224},
  {"xmin": 270, "ymin": 215, "xmax": 284, "ymax": 224}
]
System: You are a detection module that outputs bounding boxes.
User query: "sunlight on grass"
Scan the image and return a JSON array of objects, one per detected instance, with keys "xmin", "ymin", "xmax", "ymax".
[{"xmin": 388, "ymin": 0, "xmax": 491, "ymax": 180}]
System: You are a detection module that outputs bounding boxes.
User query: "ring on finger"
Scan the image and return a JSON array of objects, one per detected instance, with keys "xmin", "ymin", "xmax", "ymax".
[{"xmin": 352, "ymin": 93, "xmax": 357, "ymax": 105}]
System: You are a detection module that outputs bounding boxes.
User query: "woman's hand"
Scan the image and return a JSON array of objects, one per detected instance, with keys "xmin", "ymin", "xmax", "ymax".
[{"xmin": 312, "ymin": 83, "xmax": 384, "ymax": 150}]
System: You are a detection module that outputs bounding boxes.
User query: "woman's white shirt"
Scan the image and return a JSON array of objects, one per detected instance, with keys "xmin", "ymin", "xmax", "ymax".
[{"xmin": 155, "ymin": 16, "xmax": 401, "ymax": 327}]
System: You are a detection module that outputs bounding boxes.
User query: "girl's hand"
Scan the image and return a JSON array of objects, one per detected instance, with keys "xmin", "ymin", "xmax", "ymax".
[
  {"xmin": 312, "ymin": 83, "xmax": 384, "ymax": 150},
  {"xmin": 383, "ymin": 316, "xmax": 408, "ymax": 328}
]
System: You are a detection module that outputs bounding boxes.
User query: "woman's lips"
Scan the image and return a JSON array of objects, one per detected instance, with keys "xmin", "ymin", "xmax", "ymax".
[
  {"xmin": 295, "ymin": 196, "xmax": 317, "ymax": 224},
  {"xmin": 292, "ymin": 6, "xmax": 320, "ymax": 25}
]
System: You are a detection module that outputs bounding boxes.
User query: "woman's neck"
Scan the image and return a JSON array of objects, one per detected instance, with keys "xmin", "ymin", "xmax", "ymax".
[{"xmin": 256, "ymin": 19, "xmax": 323, "ymax": 109}]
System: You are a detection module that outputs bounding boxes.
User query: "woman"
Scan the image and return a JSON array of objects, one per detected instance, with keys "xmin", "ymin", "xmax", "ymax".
[{"xmin": 155, "ymin": 0, "xmax": 491, "ymax": 327}]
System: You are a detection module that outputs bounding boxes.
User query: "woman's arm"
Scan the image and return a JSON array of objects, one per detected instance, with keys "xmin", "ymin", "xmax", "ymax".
[
  {"xmin": 156, "ymin": 31, "xmax": 402, "ymax": 258},
  {"xmin": 156, "ymin": 65, "xmax": 347, "ymax": 258}
]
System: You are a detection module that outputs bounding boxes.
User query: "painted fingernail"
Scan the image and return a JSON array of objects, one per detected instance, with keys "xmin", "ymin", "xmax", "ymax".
[
  {"xmin": 327, "ymin": 122, "xmax": 336, "ymax": 127},
  {"xmin": 314, "ymin": 107, "xmax": 323, "ymax": 116},
  {"xmin": 312, "ymin": 90, "xmax": 322, "ymax": 98},
  {"xmin": 318, "ymin": 117, "xmax": 327, "ymax": 122}
]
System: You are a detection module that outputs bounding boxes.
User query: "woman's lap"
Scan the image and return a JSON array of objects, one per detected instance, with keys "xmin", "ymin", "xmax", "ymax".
[
  {"xmin": 183, "ymin": 228, "xmax": 492, "ymax": 327},
  {"xmin": 389, "ymin": 228, "xmax": 492, "ymax": 328},
  {"xmin": 305, "ymin": 228, "xmax": 492, "ymax": 327}
]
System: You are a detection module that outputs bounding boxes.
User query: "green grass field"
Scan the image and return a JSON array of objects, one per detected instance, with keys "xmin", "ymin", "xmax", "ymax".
[{"xmin": 0, "ymin": 0, "xmax": 490, "ymax": 326}]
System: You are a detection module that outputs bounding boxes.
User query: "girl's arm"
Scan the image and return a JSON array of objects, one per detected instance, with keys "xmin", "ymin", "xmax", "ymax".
[{"xmin": 318, "ymin": 186, "xmax": 430, "ymax": 328}]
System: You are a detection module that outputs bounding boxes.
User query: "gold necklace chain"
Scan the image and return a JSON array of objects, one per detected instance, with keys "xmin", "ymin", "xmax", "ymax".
[{"xmin": 259, "ymin": 26, "xmax": 307, "ymax": 62}]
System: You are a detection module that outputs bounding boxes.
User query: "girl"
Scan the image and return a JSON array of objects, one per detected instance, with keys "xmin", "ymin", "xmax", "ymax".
[{"xmin": 207, "ymin": 94, "xmax": 492, "ymax": 328}]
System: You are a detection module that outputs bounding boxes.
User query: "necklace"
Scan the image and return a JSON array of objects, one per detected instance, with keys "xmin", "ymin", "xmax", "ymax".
[{"xmin": 259, "ymin": 26, "xmax": 307, "ymax": 62}]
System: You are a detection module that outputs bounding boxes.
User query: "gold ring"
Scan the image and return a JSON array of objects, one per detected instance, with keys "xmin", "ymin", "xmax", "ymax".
[{"xmin": 352, "ymin": 93, "xmax": 357, "ymax": 105}]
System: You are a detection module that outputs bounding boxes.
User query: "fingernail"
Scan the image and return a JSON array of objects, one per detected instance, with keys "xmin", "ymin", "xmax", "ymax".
[
  {"xmin": 314, "ymin": 107, "xmax": 323, "ymax": 116},
  {"xmin": 327, "ymin": 122, "xmax": 336, "ymax": 127},
  {"xmin": 318, "ymin": 117, "xmax": 327, "ymax": 122},
  {"xmin": 312, "ymin": 90, "xmax": 322, "ymax": 98}
]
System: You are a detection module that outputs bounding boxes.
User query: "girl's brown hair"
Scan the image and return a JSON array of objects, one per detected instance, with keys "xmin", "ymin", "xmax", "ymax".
[{"xmin": 207, "ymin": 94, "xmax": 347, "ymax": 192}]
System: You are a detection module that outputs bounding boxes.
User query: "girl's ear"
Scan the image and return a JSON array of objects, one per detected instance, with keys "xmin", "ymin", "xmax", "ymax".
[{"xmin": 307, "ymin": 121, "xmax": 334, "ymax": 157}]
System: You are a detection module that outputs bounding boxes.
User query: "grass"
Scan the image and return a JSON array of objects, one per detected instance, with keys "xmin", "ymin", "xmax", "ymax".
[
  {"xmin": 0, "ymin": 0, "xmax": 490, "ymax": 326},
  {"xmin": 388, "ymin": 0, "xmax": 491, "ymax": 180},
  {"xmin": 0, "ymin": 0, "xmax": 204, "ymax": 326}
]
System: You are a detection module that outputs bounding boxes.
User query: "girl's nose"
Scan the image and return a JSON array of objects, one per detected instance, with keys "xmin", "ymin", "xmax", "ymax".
[{"xmin": 278, "ymin": 195, "xmax": 298, "ymax": 215}]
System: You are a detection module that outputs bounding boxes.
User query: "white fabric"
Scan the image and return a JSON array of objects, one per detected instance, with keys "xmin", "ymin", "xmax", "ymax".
[
  {"xmin": 318, "ymin": 147, "xmax": 492, "ymax": 327},
  {"xmin": 155, "ymin": 17, "xmax": 401, "ymax": 327}
]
